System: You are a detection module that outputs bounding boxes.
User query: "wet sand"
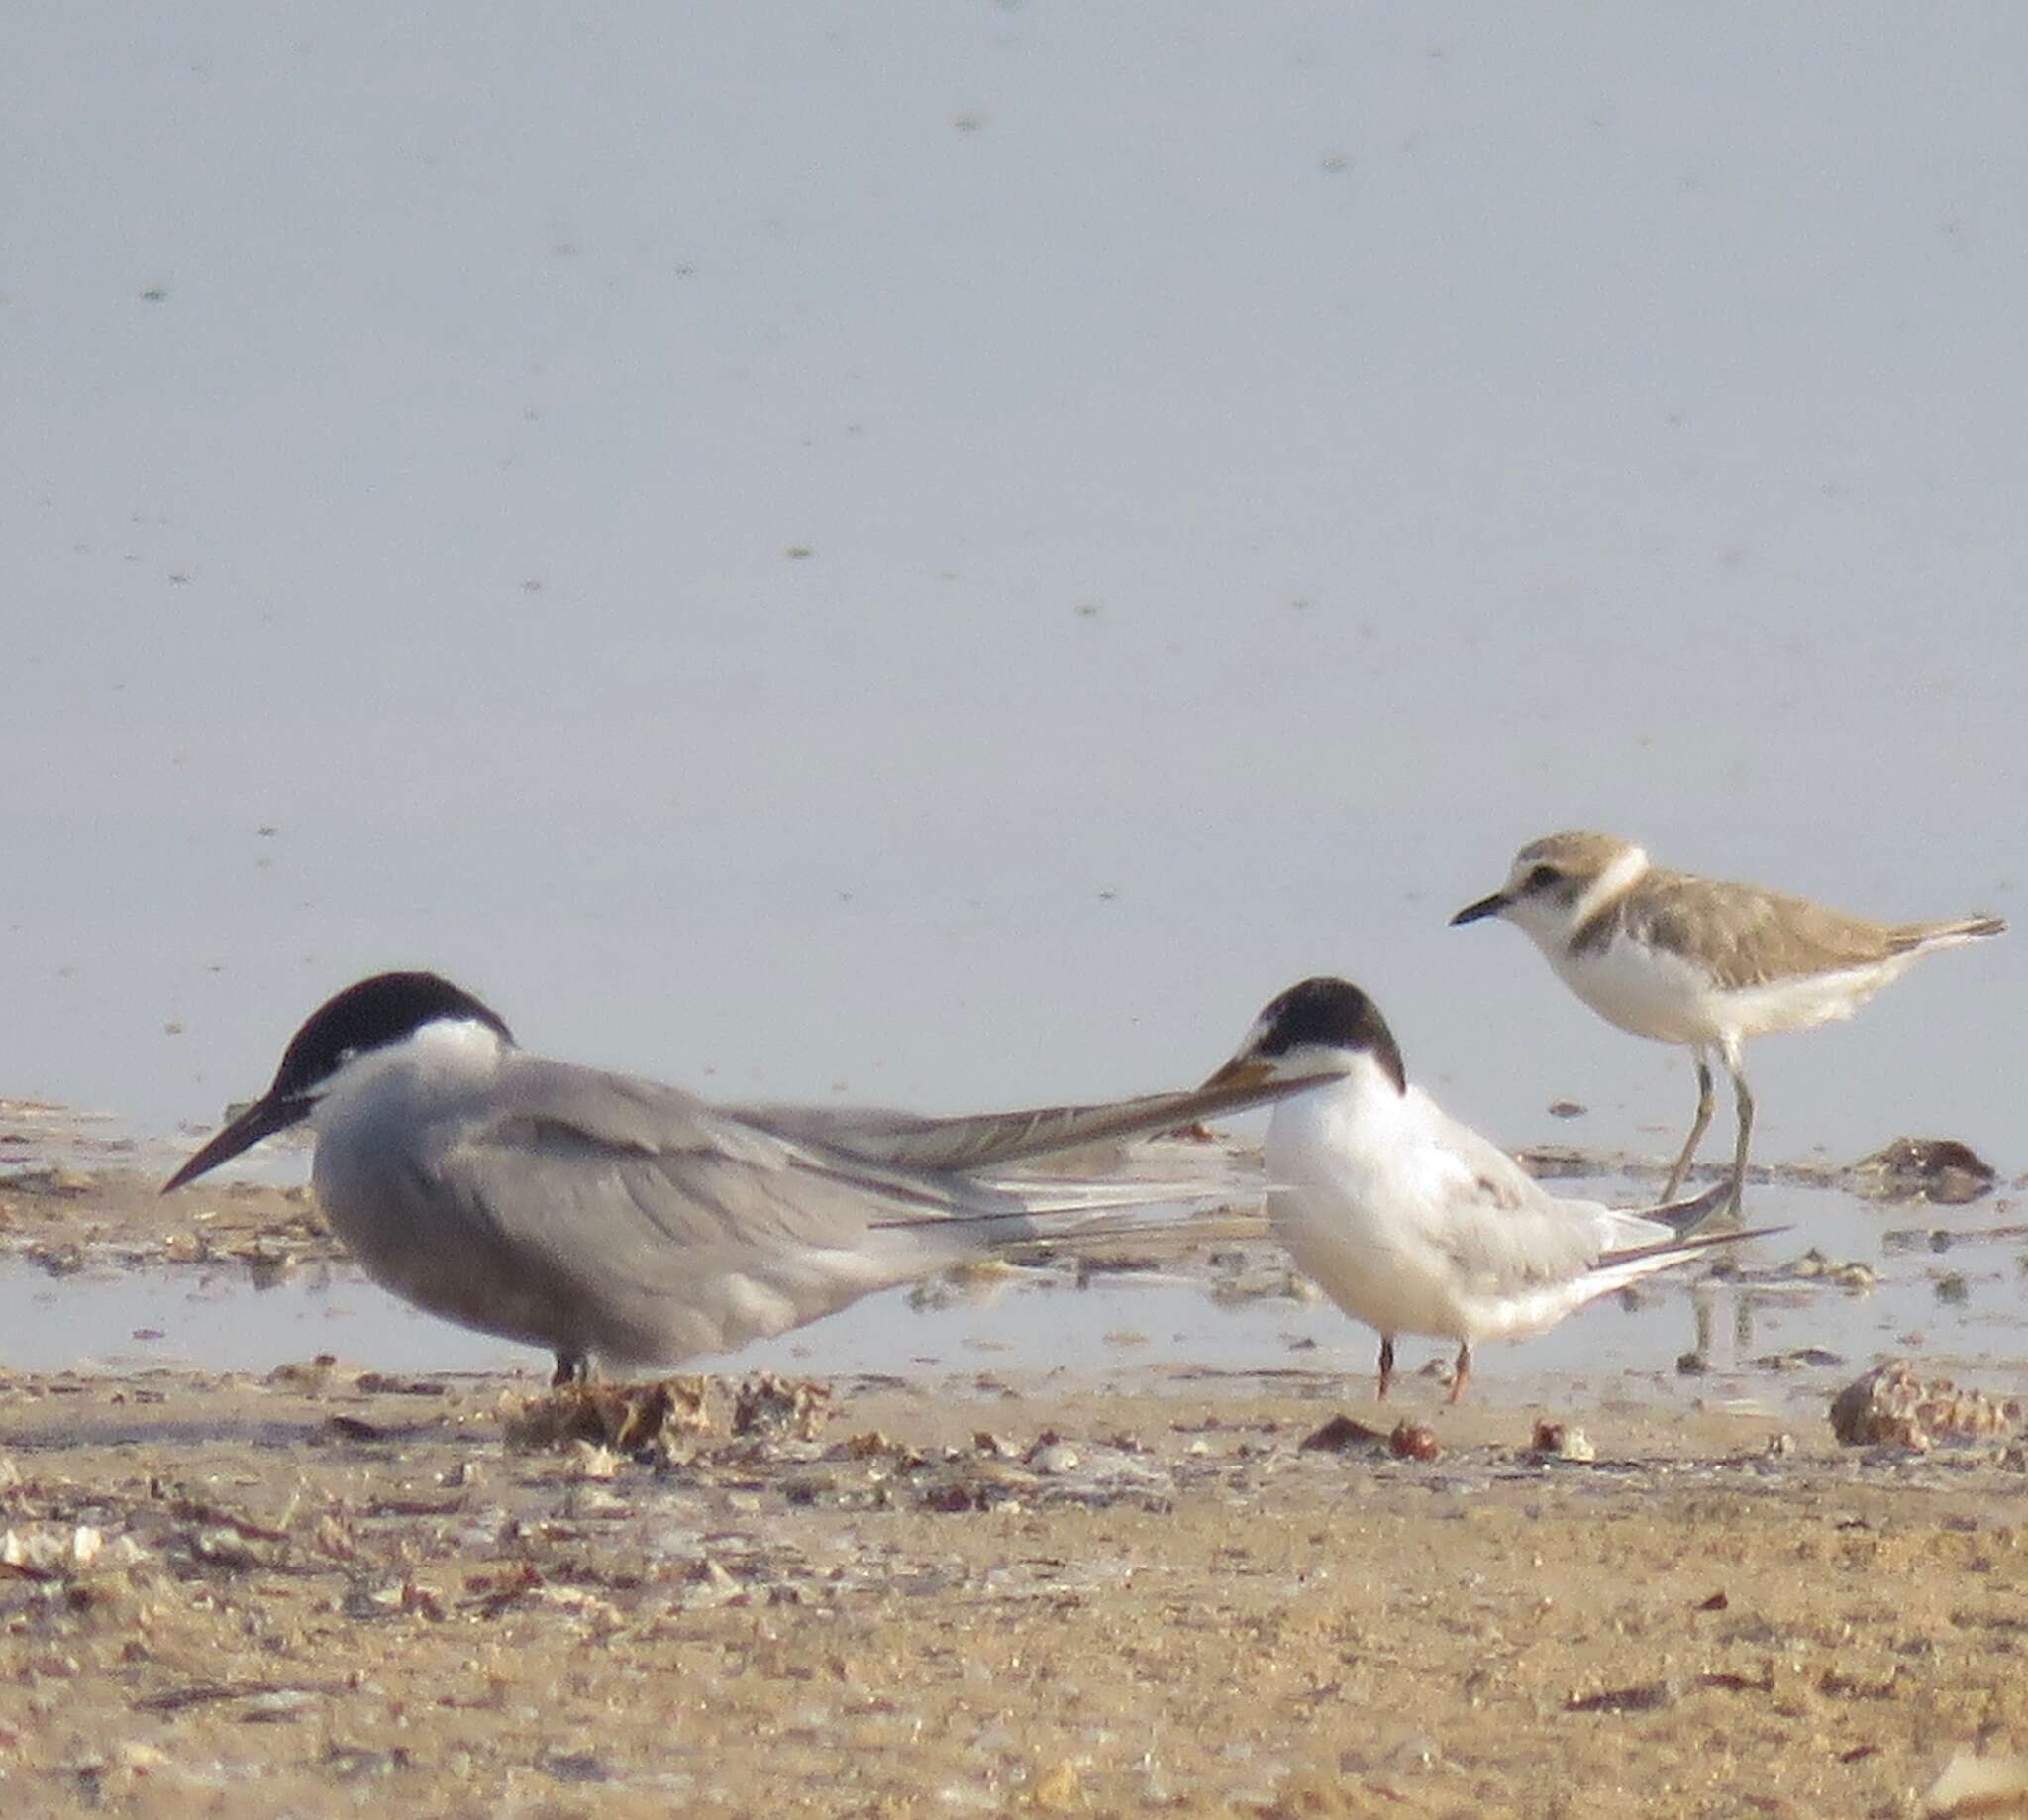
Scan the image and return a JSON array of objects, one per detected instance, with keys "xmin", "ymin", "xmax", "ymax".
[
  {"xmin": 4, "ymin": 1160, "xmax": 2028, "ymax": 1816},
  {"xmin": 6, "ymin": 1365, "xmax": 2028, "ymax": 1819}
]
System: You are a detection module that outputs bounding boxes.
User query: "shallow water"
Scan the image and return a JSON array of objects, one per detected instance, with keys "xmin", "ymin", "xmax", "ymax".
[
  {"xmin": 3, "ymin": 6, "xmax": 2026, "ymax": 1180},
  {"xmin": 5, "ymin": 12, "xmax": 2027, "ymax": 1424},
  {"xmin": 8, "ymin": 1172, "xmax": 2024, "ymax": 1418}
]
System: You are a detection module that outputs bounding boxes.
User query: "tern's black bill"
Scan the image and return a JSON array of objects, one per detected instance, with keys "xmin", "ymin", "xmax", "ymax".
[
  {"xmin": 1449, "ymin": 892, "xmax": 1509, "ymax": 927},
  {"xmin": 161, "ymin": 1092, "xmax": 313, "ymax": 1194}
]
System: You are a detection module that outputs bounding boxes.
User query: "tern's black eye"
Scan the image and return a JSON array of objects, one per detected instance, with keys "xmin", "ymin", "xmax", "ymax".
[{"xmin": 1525, "ymin": 863, "xmax": 1561, "ymax": 890}]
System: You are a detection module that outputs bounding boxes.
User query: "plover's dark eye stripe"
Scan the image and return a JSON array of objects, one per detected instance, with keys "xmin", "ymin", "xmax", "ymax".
[{"xmin": 1526, "ymin": 864, "xmax": 1561, "ymax": 889}]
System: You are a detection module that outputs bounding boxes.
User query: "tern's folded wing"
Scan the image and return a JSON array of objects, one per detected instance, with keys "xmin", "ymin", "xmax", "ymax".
[
  {"xmin": 1418, "ymin": 1104, "xmax": 1672, "ymax": 1294},
  {"xmin": 732, "ymin": 1069, "xmax": 1337, "ymax": 1175},
  {"xmin": 462, "ymin": 1058, "xmax": 1018, "ymax": 1238},
  {"xmin": 407, "ymin": 1062, "xmax": 1043, "ymax": 1362},
  {"xmin": 1425, "ymin": 1179, "xmax": 1613, "ymax": 1294}
]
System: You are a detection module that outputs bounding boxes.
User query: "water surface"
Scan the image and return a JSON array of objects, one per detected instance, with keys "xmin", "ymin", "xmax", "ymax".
[
  {"xmin": 9, "ymin": 1172, "xmax": 2023, "ymax": 1416},
  {"xmin": 4, "ymin": 7, "xmax": 2024, "ymax": 1264}
]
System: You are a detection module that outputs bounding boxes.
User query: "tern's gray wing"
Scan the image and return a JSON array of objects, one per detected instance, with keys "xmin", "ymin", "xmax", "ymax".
[
  {"xmin": 400, "ymin": 1059, "xmax": 1055, "ymax": 1365},
  {"xmin": 1414, "ymin": 1094, "xmax": 1673, "ymax": 1293},
  {"xmin": 731, "ymin": 1070, "xmax": 1337, "ymax": 1175},
  {"xmin": 470, "ymin": 1057, "xmax": 1054, "ymax": 1232}
]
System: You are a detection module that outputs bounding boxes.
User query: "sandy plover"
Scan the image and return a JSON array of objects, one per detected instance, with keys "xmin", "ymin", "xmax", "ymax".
[
  {"xmin": 1202, "ymin": 977, "xmax": 1767, "ymax": 1402},
  {"xmin": 1451, "ymin": 831, "xmax": 2006, "ymax": 1216}
]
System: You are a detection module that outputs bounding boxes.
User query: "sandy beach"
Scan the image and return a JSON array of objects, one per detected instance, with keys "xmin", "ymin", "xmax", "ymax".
[{"xmin": 4, "ymin": 1163, "xmax": 2027, "ymax": 1819}]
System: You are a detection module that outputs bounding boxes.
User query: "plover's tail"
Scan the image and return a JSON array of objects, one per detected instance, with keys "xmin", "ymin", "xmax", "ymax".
[{"xmin": 1897, "ymin": 912, "xmax": 2007, "ymax": 954}]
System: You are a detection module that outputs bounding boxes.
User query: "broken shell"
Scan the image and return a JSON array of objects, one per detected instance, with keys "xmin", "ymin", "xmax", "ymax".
[
  {"xmin": 1529, "ymin": 1423, "xmax": 1595, "ymax": 1463},
  {"xmin": 1388, "ymin": 1422, "xmax": 1441, "ymax": 1462}
]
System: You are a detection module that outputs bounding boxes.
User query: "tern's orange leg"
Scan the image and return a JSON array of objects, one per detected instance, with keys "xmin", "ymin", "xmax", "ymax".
[
  {"xmin": 1447, "ymin": 1342, "xmax": 1472, "ymax": 1405},
  {"xmin": 1376, "ymin": 1335, "xmax": 1395, "ymax": 1400}
]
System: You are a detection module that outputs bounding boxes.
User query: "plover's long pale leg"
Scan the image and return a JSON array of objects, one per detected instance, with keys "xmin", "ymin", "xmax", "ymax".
[
  {"xmin": 1721, "ymin": 1038, "xmax": 1754, "ymax": 1221},
  {"xmin": 1662, "ymin": 1051, "xmax": 1717, "ymax": 1202}
]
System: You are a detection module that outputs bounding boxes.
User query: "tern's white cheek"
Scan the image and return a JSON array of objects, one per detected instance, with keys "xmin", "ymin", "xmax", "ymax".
[{"xmin": 307, "ymin": 1018, "xmax": 508, "ymax": 1137}]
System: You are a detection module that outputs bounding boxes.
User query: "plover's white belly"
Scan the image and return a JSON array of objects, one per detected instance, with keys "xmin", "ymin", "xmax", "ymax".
[
  {"xmin": 1701, "ymin": 957, "xmax": 1917, "ymax": 1041},
  {"xmin": 1552, "ymin": 932, "xmax": 1921, "ymax": 1046},
  {"xmin": 1550, "ymin": 934, "xmax": 1733, "ymax": 1045}
]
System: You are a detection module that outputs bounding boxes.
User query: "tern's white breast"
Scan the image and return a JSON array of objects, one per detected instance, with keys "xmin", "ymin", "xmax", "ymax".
[
  {"xmin": 308, "ymin": 1023, "xmax": 505, "ymax": 1290},
  {"xmin": 1264, "ymin": 1073, "xmax": 1481, "ymax": 1343}
]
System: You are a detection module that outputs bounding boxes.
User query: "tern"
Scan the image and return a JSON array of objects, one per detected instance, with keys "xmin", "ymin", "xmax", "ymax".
[
  {"xmin": 164, "ymin": 971, "xmax": 1332, "ymax": 1381},
  {"xmin": 1452, "ymin": 831, "xmax": 2005, "ymax": 1216},
  {"xmin": 1202, "ymin": 977, "xmax": 1772, "ymax": 1401}
]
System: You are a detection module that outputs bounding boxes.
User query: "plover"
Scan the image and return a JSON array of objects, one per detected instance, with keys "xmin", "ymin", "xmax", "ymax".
[
  {"xmin": 1202, "ymin": 976, "xmax": 1766, "ymax": 1402},
  {"xmin": 1451, "ymin": 831, "xmax": 2006, "ymax": 1215}
]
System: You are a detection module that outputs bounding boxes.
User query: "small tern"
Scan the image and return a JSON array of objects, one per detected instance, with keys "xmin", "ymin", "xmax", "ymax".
[
  {"xmin": 1452, "ymin": 831, "xmax": 2005, "ymax": 1216},
  {"xmin": 1202, "ymin": 977, "xmax": 1770, "ymax": 1401},
  {"xmin": 163, "ymin": 971, "xmax": 1334, "ymax": 1381}
]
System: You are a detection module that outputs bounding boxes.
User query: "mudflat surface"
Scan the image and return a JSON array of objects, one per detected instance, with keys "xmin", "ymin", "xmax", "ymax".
[
  {"xmin": 4, "ymin": 1364, "xmax": 2027, "ymax": 1820},
  {"xmin": 4, "ymin": 1141, "xmax": 2027, "ymax": 1816}
]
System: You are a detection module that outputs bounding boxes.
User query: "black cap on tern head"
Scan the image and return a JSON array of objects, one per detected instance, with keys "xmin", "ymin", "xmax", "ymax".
[
  {"xmin": 1251, "ymin": 977, "xmax": 1406, "ymax": 1094},
  {"xmin": 265, "ymin": 972, "xmax": 513, "ymax": 1101},
  {"xmin": 162, "ymin": 971, "xmax": 512, "ymax": 1193}
]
